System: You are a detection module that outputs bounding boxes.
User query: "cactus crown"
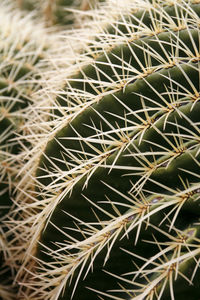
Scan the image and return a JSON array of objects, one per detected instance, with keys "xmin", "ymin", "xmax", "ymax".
[{"xmin": 3, "ymin": 0, "xmax": 200, "ymax": 299}]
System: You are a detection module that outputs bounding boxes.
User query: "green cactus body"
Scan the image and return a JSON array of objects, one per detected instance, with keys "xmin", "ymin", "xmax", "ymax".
[{"xmin": 7, "ymin": 0, "xmax": 200, "ymax": 299}]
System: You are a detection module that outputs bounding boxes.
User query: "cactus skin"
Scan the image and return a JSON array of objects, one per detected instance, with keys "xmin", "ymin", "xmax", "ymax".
[{"xmin": 6, "ymin": 0, "xmax": 200, "ymax": 299}]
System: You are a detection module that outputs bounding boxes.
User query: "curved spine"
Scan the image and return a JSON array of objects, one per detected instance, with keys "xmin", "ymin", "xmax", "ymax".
[{"xmin": 5, "ymin": 0, "xmax": 200, "ymax": 299}]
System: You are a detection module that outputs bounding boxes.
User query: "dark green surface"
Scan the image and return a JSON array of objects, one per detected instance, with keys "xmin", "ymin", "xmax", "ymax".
[{"xmin": 34, "ymin": 1, "xmax": 200, "ymax": 299}]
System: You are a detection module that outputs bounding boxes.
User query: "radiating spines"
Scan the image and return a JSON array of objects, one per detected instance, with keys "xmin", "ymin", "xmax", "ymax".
[
  {"xmin": 0, "ymin": 1, "xmax": 62, "ymax": 297},
  {"xmin": 90, "ymin": 225, "xmax": 200, "ymax": 300},
  {"xmin": 0, "ymin": 221, "xmax": 16, "ymax": 300},
  {"xmin": 0, "ymin": 0, "xmax": 62, "ymax": 195},
  {"xmin": 35, "ymin": 59, "xmax": 200, "ymax": 204},
  {"xmin": 16, "ymin": 182, "xmax": 200, "ymax": 299},
  {"xmin": 118, "ymin": 224, "xmax": 200, "ymax": 300},
  {"xmin": 4, "ymin": 0, "xmax": 200, "ymax": 299},
  {"xmin": 0, "ymin": 284, "xmax": 15, "ymax": 300},
  {"xmin": 13, "ymin": 0, "xmax": 107, "ymax": 27},
  {"xmin": 21, "ymin": 4, "xmax": 200, "ymax": 185},
  {"xmin": 33, "ymin": 0, "xmax": 200, "ymax": 297}
]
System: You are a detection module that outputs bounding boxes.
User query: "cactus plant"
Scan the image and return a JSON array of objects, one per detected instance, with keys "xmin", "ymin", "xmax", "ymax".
[
  {"xmin": 0, "ymin": 0, "xmax": 60, "ymax": 214},
  {"xmin": 14, "ymin": 0, "xmax": 105, "ymax": 26},
  {"xmin": 4, "ymin": 0, "xmax": 200, "ymax": 299},
  {"xmin": 0, "ymin": 2, "xmax": 62, "ymax": 298}
]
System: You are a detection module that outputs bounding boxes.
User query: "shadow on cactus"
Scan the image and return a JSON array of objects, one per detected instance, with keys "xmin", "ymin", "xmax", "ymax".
[{"xmin": 9, "ymin": 0, "xmax": 200, "ymax": 299}]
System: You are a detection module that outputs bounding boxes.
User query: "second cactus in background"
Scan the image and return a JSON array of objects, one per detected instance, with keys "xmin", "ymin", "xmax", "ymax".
[{"xmin": 15, "ymin": 0, "xmax": 105, "ymax": 26}]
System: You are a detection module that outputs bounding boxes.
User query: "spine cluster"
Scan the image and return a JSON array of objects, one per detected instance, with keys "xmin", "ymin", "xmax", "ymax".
[
  {"xmin": 0, "ymin": 1, "xmax": 61, "ymax": 297},
  {"xmin": 14, "ymin": 0, "xmax": 105, "ymax": 26},
  {"xmin": 1, "ymin": 0, "xmax": 200, "ymax": 299}
]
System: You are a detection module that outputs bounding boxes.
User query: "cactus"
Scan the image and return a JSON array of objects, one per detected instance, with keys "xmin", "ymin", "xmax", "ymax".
[
  {"xmin": 0, "ymin": 0, "xmax": 59, "ymax": 214},
  {"xmin": 14, "ymin": 0, "xmax": 105, "ymax": 26},
  {"xmin": 0, "ymin": 2, "xmax": 62, "ymax": 298},
  {"xmin": 4, "ymin": 0, "xmax": 200, "ymax": 299}
]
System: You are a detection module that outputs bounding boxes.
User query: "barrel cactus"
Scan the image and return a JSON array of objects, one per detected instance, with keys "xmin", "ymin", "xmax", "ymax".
[
  {"xmin": 0, "ymin": 1, "xmax": 60, "ymax": 297},
  {"xmin": 0, "ymin": 0, "xmax": 61, "ymax": 216},
  {"xmin": 14, "ymin": 0, "xmax": 105, "ymax": 26},
  {"xmin": 5, "ymin": 0, "xmax": 200, "ymax": 299}
]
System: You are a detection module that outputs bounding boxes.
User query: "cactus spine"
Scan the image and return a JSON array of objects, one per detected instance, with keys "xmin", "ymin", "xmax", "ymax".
[
  {"xmin": 0, "ymin": 0, "xmax": 60, "ymax": 213},
  {"xmin": 0, "ymin": 2, "xmax": 61, "ymax": 298},
  {"xmin": 14, "ymin": 0, "xmax": 105, "ymax": 26},
  {"xmin": 4, "ymin": 0, "xmax": 200, "ymax": 299}
]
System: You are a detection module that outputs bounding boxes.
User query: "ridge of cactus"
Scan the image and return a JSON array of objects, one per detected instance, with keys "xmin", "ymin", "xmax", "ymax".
[{"xmin": 4, "ymin": 0, "xmax": 200, "ymax": 299}]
